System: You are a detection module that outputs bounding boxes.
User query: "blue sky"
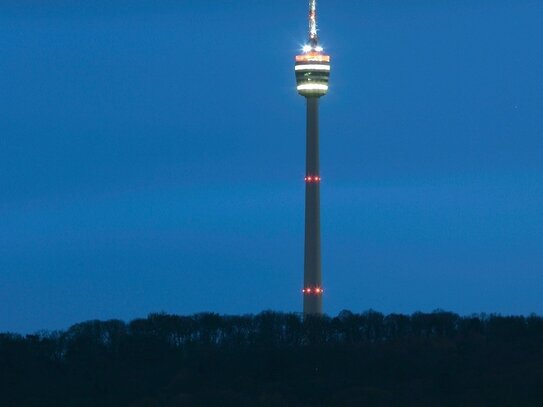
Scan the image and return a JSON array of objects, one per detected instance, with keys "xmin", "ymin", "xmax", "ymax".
[{"xmin": 1, "ymin": 0, "xmax": 542, "ymax": 333}]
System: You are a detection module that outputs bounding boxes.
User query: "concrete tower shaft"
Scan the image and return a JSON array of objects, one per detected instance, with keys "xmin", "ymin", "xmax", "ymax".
[
  {"xmin": 295, "ymin": 0, "xmax": 330, "ymax": 316},
  {"xmin": 303, "ymin": 97, "xmax": 322, "ymax": 315}
]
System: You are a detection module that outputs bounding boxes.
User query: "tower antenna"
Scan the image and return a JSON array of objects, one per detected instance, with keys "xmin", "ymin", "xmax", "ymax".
[{"xmin": 309, "ymin": 0, "xmax": 318, "ymax": 46}]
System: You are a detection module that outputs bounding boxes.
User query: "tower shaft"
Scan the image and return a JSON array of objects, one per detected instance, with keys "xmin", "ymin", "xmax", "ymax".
[
  {"xmin": 295, "ymin": 0, "xmax": 329, "ymax": 316},
  {"xmin": 303, "ymin": 97, "xmax": 322, "ymax": 315}
]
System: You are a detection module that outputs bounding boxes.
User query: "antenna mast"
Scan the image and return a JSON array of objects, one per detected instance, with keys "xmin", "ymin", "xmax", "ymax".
[{"xmin": 309, "ymin": 0, "xmax": 318, "ymax": 46}]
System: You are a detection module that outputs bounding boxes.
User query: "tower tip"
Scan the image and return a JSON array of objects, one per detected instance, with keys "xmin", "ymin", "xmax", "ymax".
[{"xmin": 309, "ymin": 0, "xmax": 318, "ymax": 45}]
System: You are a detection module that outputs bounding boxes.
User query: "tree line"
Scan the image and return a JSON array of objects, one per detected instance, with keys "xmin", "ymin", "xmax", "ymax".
[{"xmin": 2, "ymin": 310, "xmax": 543, "ymax": 406}]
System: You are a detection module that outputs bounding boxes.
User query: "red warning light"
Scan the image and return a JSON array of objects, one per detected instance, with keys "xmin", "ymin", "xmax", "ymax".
[
  {"xmin": 303, "ymin": 287, "xmax": 324, "ymax": 295},
  {"xmin": 304, "ymin": 175, "xmax": 321, "ymax": 183}
]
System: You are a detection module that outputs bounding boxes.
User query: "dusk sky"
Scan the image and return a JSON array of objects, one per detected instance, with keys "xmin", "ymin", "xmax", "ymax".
[{"xmin": 1, "ymin": 0, "xmax": 542, "ymax": 333}]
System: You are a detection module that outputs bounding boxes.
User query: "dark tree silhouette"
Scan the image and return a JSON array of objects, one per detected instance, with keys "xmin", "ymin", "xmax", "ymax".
[{"xmin": 2, "ymin": 311, "xmax": 543, "ymax": 406}]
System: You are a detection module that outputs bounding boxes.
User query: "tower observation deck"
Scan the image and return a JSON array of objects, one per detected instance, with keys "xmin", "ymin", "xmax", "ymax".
[{"xmin": 295, "ymin": 0, "xmax": 330, "ymax": 315}]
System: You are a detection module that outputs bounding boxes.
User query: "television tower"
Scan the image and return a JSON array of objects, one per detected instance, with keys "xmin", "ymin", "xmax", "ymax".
[{"xmin": 295, "ymin": 0, "xmax": 331, "ymax": 315}]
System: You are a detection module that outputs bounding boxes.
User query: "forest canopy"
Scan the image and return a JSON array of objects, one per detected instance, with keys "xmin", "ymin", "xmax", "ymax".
[{"xmin": 2, "ymin": 310, "xmax": 543, "ymax": 406}]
